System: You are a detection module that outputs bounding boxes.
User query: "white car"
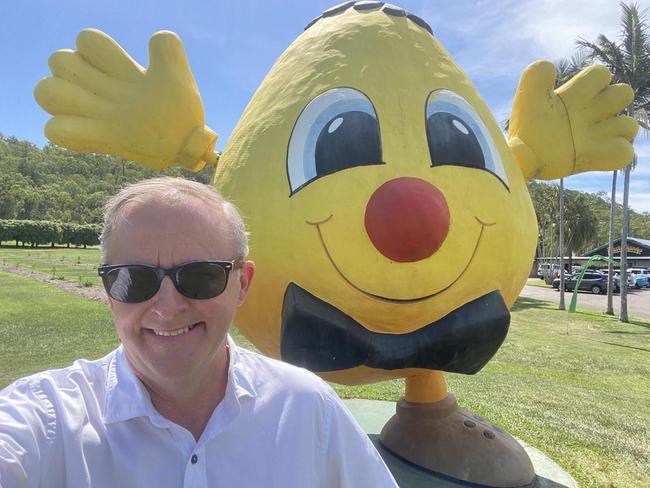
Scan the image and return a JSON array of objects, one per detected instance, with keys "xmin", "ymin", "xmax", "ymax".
[{"xmin": 628, "ymin": 268, "xmax": 650, "ymax": 288}]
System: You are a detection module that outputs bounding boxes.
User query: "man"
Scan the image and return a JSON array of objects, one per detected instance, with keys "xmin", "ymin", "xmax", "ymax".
[{"xmin": 0, "ymin": 177, "xmax": 398, "ymax": 487}]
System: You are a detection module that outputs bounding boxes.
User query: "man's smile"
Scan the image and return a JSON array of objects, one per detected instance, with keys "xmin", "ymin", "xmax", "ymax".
[
  {"xmin": 148, "ymin": 321, "xmax": 204, "ymax": 337},
  {"xmin": 306, "ymin": 214, "xmax": 495, "ymax": 303}
]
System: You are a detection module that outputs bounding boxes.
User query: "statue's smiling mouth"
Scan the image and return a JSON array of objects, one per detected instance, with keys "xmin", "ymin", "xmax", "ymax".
[{"xmin": 306, "ymin": 215, "xmax": 495, "ymax": 303}]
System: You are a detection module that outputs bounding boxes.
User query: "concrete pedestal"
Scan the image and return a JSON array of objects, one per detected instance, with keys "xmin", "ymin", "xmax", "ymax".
[{"xmin": 344, "ymin": 399, "xmax": 579, "ymax": 488}]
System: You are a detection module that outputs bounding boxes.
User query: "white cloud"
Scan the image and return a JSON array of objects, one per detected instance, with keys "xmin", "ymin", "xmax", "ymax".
[
  {"xmin": 629, "ymin": 192, "xmax": 650, "ymax": 213},
  {"xmin": 561, "ymin": 169, "xmax": 650, "ymax": 213},
  {"xmin": 425, "ymin": 0, "xmax": 650, "ymax": 80},
  {"xmin": 488, "ymin": 99, "xmax": 515, "ymax": 127}
]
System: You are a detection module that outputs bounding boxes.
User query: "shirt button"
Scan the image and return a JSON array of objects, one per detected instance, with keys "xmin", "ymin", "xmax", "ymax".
[{"xmin": 191, "ymin": 454, "xmax": 198, "ymax": 464}]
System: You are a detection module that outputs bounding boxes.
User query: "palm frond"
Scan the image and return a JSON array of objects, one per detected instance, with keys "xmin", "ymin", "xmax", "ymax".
[
  {"xmin": 634, "ymin": 107, "xmax": 650, "ymax": 133},
  {"xmin": 569, "ymin": 50, "xmax": 590, "ymax": 73},
  {"xmin": 620, "ymin": 3, "xmax": 650, "ymax": 90},
  {"xmin": 576, "ymin": 36, "xmax": 627, "ymax": 82},
  {"xmin": 555, "ymin": 52, "xmax": 590, "ymax": 86},
  {"xmin": 578, "ymin": 4, "xmax": 650, "ymax": 107}
]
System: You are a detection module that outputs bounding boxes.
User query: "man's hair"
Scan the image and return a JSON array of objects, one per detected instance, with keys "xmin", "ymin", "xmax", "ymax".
[{"xmin": 100, "ymin": 177, "xmax": 249, "ymax": 262}]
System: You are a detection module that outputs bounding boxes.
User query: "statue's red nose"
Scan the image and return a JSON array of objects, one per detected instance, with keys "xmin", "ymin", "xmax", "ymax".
[{"xmin": 364, "ymin": 177, "xmax": 450, "ymax": 263}]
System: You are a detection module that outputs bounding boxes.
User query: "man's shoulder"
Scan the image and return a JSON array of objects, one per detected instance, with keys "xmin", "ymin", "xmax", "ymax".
[
  {"xmin": 2, "ymin": 349, "xmax": 117, "ymax": 400},
  {"xmin": 233, "ymin": 345, "xmax": 334, "ymax": 399}
]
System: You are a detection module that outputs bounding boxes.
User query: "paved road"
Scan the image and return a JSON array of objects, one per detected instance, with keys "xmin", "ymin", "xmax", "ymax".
[{"xmin": 519, "ymin": 282, "xmax": 650, "ymax": 319}]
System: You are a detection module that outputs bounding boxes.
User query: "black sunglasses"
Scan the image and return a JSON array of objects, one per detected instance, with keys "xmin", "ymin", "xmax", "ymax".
[{"xmin": 98, "ymin": 261, "xmax": 237, "ymax": 303}]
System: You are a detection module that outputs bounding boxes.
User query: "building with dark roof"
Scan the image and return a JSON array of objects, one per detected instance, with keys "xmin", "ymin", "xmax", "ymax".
[
  {"xmin": 533, "ymin": 237, "xmax": 650, "ymax": 277},
  {"xmin": 584, "ymin": 237, "xmax": 650, "ymax": 267}
]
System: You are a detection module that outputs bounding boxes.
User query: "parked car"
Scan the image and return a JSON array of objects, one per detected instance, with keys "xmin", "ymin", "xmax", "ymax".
[
  {"xmin": 552, "ymin": 272, "xmax": 616, "ymax": 294},
  {"xmin": 537, "ymin": 263, "xmax": 561, "ymax": 279},
  {"xmin": 628, "ymin": 267, "xmax": 650, "ymax": 275},
  {"xmin": 612, "ymin": 272, "xmax": 645, "ymax": 289},
  {"xmin": 628, "ymin": 268, "xmax": 650, "ymax": 288},
  {"xmin": 599, "ymin": 269, "xmax": 617, "ymax": 281},
  {"xmin": 629, "ymin": 272, "xmax": 649, "ymax": 289}
]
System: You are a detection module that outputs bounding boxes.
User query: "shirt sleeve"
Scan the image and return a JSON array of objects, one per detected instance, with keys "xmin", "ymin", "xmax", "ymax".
[
  {"xmin": 320, "ymin": 388, "xmax": 399, "ymax": 488},
  {"xmin": 0, "ymin": 379, "xmax": 57, "ymax": 488}
]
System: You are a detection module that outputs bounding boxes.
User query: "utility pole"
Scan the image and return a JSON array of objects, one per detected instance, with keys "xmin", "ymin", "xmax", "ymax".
[
  {"xmin": 559, "ymin": 178, "xmax": 565, "ymax": 311},
  {"xmin": 620, "ymin": 163, "xmax": 632, "ymax": 323},
  {"xmin": 606, "ymin": 171, "xmax": 617, "ymax": 315}
]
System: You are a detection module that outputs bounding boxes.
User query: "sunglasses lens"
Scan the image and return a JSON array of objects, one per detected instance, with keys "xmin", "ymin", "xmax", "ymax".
[
  {"xmin": 177, "ymin": 262, "xmax": 228, "ymax": 299},
  {"xmin": 105, "ymin": 267, "xmax": 160, "ymax": 303}
]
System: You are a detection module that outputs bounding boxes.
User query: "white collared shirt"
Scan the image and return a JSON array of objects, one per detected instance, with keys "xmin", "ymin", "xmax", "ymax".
[{"xmin": 0, "ymin": 337, "xmax": 398, "ymax": 487}]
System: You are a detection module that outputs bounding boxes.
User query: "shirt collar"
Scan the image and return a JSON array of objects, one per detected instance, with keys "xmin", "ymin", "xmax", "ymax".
[
  {"xmin": 102, "ymin": 335, "xmax": 257, "ymax": 425},
  {"xmin": 226, "ymin": 335, "xmax": 258, "ymax": 400},
  {"xmin": 102, "ymin": 345, "xmax": 157, "ymax": 424}
]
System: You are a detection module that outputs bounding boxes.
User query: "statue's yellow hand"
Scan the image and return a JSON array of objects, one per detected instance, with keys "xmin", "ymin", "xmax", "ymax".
[
  {"xmin": 508, "ymin": 60, "xmax": 637, "ymax": 180},
  {"xmin": 34, "ymin": 29, "xmax": 217, "ymax": 171}
]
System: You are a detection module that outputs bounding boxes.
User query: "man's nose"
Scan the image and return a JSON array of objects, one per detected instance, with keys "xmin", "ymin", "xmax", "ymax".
[{"xmin": 150, "ymin": 277, "xmax": 189, "ymax": 318}]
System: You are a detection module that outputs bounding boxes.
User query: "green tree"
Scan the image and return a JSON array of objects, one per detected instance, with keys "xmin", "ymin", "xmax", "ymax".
[
  {"xmin": 528, "ymin": 182, "xmax": 599, "ymax": 280},
  {"xmin": 0, "ymin": 134, "xmax": 215, "ymax": 226},
  {"xmin": 563, "ymin": 192, "xmax": 599, "ymax": 270}
]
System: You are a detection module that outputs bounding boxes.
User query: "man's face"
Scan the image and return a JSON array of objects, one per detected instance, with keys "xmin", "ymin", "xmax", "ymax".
[{"xmin": 104, "ymin": 197, "xmax": 253, "ymax": 385}]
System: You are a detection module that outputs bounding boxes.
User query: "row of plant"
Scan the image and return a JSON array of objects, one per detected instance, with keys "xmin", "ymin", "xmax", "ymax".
[{"xmin": 0, "ymin": 219, "xmax": 100, "ymax": 247}]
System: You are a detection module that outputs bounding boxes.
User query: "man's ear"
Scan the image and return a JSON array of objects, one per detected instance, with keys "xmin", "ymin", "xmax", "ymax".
[
  {"xmin": 104, "ymin": 289, "xmax": 116, "ymax": 311},
  {"xmin": 237, "ymin": 260, "xmax": 255, "ymax": 306}
]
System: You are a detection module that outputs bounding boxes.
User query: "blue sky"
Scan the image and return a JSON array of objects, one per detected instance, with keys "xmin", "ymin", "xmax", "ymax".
[{"xmin": 2, "ymin": 0, "xmax": 650, "ymax": 212}]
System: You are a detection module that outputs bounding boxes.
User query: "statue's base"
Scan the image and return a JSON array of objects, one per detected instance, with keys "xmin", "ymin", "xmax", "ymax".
[{"xmin": 343, "ymin": 399, "xmax": 579, "ymax": 488}]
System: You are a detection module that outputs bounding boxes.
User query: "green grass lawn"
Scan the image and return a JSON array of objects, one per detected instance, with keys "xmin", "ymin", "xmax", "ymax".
[
  {"xmin": 334, "ymin": 298, "xmax": 650, "ymax": 487},
  {"xmin": 526, "ymin": 277, "xmax": 552, "ymax": 288},
  {"xmin": 1, "ymin": 261, "xmax": 649, "ymax": 486}
]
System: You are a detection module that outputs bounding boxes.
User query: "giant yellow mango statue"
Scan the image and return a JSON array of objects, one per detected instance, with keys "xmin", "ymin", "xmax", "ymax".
[{"xmin": 35, "ymin": 2, "xmax": 636, "ymax": 486}]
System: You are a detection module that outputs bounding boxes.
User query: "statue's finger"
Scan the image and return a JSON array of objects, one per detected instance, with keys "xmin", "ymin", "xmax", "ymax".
[
  {"xmin": 35, "ymin": 77, "xmax": 113, "ymax": 118},
  {"xmin": 147, "ymin": 31, "xmax": 196, "ymax": 87},
  {"xmin": 44, "ymin": 116, "xmax": 120, "ymax": 155},
  {"xmin": 592, "ymin": 116, "xmax": 639, "ymax": 141},
  {"xmin": 515, "ymin": 60, "xmax": 557, "ymax": 96},
  {"xmin": 582, "ymin": 137, "xmax": 635, "ymax": 171},
  {"xmin": 590, "ymin": 84, "xmax": 635, "ymax": 121},
  {"xmin": 76, "ymin": 28, "xmax": 143, "ymax": 81},
  {"xmin": 49, "ymin": 49, "xmax": 122, "ymax": 101},
  {"xmin": 557, "ymin": 64, "xmax": 612, "ymax": 102}
]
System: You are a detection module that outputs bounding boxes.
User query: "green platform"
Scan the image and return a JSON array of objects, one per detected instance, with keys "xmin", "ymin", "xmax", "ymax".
[{"xmin": 344, "ymin": 399, "xmax": 579, "ymax": 488}]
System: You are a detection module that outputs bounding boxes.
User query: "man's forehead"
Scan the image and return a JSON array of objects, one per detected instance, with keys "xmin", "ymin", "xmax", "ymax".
[
  {"xmin": 119, "ymin": 194, "xmax": 225, "ymax": 225},
  {"xmin": 109, "ymin": 196, "xmax": 234, "ymax": 256}
]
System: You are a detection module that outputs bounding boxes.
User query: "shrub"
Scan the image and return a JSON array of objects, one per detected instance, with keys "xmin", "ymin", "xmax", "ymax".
[{"xmin": 0, "ymin": 219, "xmax": 100, "ymax": 247}]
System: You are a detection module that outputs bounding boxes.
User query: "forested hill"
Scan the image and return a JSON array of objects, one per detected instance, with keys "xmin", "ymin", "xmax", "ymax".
[{"xmin": 0, "ymin": 134, "xmax": 214, "ymax": 224}]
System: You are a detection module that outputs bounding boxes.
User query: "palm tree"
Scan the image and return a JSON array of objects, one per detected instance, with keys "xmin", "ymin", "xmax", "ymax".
[{"xmin": 577, "ymin": 2, "xmax": 650, "ymax": 322}]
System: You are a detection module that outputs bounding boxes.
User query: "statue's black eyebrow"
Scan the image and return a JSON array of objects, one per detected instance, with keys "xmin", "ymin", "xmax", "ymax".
[{"xmin": 304, "ymin": 1, "xmax": 434, "ymax": 36}]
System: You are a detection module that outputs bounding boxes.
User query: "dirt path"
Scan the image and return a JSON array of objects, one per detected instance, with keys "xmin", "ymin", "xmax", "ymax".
[{"xmin": 0, "ymin": 263, "xmax": 108, "ymax": 304}]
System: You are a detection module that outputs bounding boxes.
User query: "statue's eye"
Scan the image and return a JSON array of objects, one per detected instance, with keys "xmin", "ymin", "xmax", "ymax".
[
  {"xmin": 287, "ymin": 88, "xmax": 383, "ymax": 194},
  {"xmin": 425, "ymin": 90, "xmax": 508, "ymax": 188}
]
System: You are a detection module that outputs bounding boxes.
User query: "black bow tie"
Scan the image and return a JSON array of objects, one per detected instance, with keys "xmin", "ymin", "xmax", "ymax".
[{"xmin": 280, "ymin": 283, "xmax": 510, "ymax": 374}]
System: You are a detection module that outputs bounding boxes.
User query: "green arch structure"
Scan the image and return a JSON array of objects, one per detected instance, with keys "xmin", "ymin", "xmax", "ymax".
[{"xmin": 568, "ymin": 255, "xmax": 619, "ymax": 313}]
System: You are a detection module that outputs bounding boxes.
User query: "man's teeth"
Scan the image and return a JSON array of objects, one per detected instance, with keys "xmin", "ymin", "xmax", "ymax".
[{"xmin": 153, "ymin": 324, "xmax": 196, "ymax": 337}]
